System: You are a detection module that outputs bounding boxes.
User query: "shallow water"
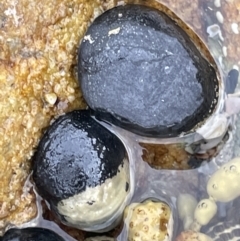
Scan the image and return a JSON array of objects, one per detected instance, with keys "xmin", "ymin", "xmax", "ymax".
[{"xmin": 4, "ymin": 0, "xmax": 240, "ymax": 240}]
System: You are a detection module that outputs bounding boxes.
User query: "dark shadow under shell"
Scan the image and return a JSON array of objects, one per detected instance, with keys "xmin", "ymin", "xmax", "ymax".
[{"xmin": 78, "ymin": 4, "xmax": 219, "ymax": 137}]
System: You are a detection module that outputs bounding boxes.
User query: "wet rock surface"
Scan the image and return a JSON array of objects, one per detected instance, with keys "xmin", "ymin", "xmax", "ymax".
[
  {"xmin": 1, "ymin": 228, "xmax": 65, "ymax": 241},
  {"xmin": 140, "ymin": 143, "xmax": 190, "ymax": 170},
  {"xmin": 78, "ymin": 4, "xmax": 218, "ymax": 137}
]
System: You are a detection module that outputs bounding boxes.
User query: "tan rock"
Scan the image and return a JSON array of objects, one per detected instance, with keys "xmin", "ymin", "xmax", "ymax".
[{"xmin": 0, "ymin": 0, "xmax": 100, "ymax": 233}]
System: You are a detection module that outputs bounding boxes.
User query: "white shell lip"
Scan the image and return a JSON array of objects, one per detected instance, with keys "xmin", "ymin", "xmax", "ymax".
[{"xmin": 58, "ymin": 159, "xmax": 135, "ymax": 233}]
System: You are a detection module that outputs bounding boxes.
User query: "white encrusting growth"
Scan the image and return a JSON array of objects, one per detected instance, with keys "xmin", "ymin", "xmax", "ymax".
[
  {"xmin": 44, "ymin": 93, "xmax": 57, "ymax": 105},
  {"xmin": 4, "ymin": 1, "xmax": 22, "ymax": 27},
  {"xmin": 193, "ymin": 199, "xmax": 217, "ymax": 226},
  {"xmin": 124, "ymin": 200, "xmax": 173, "ymax": 241},
  {"xmin": 206, "ymin": 24, "xmax": 224, "ymax": 41},
  {"xmin": 233, "ymin": 65, "xmax": 239, "ymax": 71},
  {"xmin": 214, "ymin": 0, "xmax": 221, "ymax": 7},
  {"xmin": 177, "ymin": 194, "xmax": 197, "ymax": 230},
  {"xmin": 84, "ymin": 35, "xmax": 95, "ymax": 44},
  {"xmin": 108, "ymin": 27, "xmax": 121, "ymax": 36},
  {"xmin": 231, "ymin": 23, "xmax": 239, "ymax": 34},
  {"xmin": 207, "ymin": 157, "xmax": 240, "ymax": 202},
  {"xmin": 216, "ymin": 11, "xmax": 224, "ymax": 24},
  {"xmin": 222, "ymin": 46, "xmax": 227, "ymax": 57},
  {"xmin": 186, "ymin": 157, "xmax": 240, "ymax": 233}
]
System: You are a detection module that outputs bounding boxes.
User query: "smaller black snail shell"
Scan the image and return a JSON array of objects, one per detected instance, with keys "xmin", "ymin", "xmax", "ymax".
[
  {"xmin": 1, "ymin": 228, "xmax": 65, "ymax": 241},
  {"xmin": 32, "ymin": 110, "xmax": 131, "ymax": 232},
  {"xmin": 78, "ymin": 4, "xmax": 219, "ymax": 138}
]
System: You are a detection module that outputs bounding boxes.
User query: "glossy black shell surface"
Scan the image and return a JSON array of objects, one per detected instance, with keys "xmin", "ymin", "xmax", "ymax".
[
  {"xmin": 32, "ymin": 110, "xmax": 126, "ymax": 204},
  {"xmin": 1, "ymin": 228, "xmax": 65, "ymax": 241},
  {"xmin": 78, "ymin": 4, "xmax": 219, "ymax": 137}
]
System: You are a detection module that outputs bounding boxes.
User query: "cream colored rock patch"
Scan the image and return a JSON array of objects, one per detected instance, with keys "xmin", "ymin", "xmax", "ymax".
[{"xmin": 124, "ymin": 200, "xmax": 173, "ymax": 241}]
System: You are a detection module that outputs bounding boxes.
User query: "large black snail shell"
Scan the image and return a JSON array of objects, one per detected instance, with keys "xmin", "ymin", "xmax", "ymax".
[
  {"xmin": 32, "ymin": 110, "xmax": 131, "ymax": 231},
  {"xmin": 1, "ymin": 228, "xmax": 65, "ymax": 241},
  {"xmin": 78, "ymin": 4, "xmax": 219, "ymax": 137}
]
